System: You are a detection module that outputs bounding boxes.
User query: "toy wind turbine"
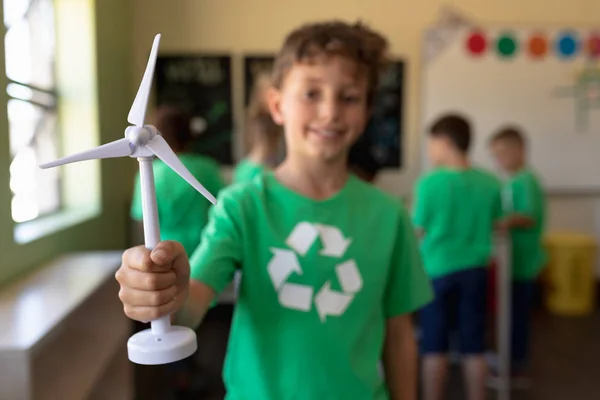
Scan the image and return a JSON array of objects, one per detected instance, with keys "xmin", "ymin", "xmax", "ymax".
[{"xmin": 40, "ymin": 34, "xmax": 216, "ymax": 365}]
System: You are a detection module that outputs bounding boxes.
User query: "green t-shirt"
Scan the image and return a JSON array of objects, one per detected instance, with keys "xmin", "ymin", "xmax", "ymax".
[
  {"xmin": 190, "ymin": 172, "xmax": 433, "ymax": 400},
  {"xmin": 503, "ymin": 168, "xmax": 547, "ymax": 281},
  {"xmin": 232, "ymin": 158, "xmax": 266, "ymax": 184},
  {"xmin": 130, "ymin": 153, "xmax": 225, "ymax": 256},
  {"xmin": 412, "ymin": 167, "xmax": 503, "ymax": 278}
]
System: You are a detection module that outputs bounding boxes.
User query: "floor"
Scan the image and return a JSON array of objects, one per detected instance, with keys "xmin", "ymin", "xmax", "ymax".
[
  {"xmin": 133, "ymin": 305, "xmax": 600, "ymax": 400},
  {"xmin": 446, "ymin": 309, "xmax": 600, "ymax": 400}
]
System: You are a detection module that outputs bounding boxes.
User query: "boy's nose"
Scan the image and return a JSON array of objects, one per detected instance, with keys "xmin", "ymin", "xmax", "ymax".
[{"xmin": 319, "ymin": 100, "xmax": 342, "ymax": 123}]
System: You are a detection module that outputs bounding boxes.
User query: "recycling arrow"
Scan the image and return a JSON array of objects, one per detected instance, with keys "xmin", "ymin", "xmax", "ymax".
[
  {"xmin": 279, "ymin": 283, "xmax": 313, "ymax": 311},
  {"xmin": 286, "ymin": 222, "xmax": 319, "ymax": 256},
  {"xmin": 316, "ymin": 224, "xmax": 352, "ymax": 258},
  {"xmin": 267, "ymin": 248, "xmax": 302, "ymax": 290},
  {"xmin": 314, "ymin": 281, "xmax": 353, "ymax": 322},
  {"xmin": 335, "ymin": 260, "xmax": 363, "ymax": 293}
]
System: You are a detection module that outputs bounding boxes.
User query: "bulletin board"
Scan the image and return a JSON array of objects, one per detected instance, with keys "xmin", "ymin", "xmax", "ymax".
[
  {"xmin": 154, "ymin": 54, "xmax": 234, "ymax": 165},
  {"xmin": 421, "ymin": 26, "xmax": 600, "ymax": 192},
  {"xmin": 364, "ymin": 60, "xmax": 405, "ymax": 169}
]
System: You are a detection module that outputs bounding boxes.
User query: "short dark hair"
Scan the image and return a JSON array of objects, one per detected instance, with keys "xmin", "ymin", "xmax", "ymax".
[
  {"xmin": 490, "ymin": 126, "xmax": 526, "ymax": 147},
  {"xmin": 428, "ymin": 114, "xmax": 471, "ymax": 152},
  {"xmin": 271, "ymin": 20, "xmax": 390, "ymax": 105},
  {"xmin": 155, "ymin": 103, "xmax": 193, "ymax": 151}
]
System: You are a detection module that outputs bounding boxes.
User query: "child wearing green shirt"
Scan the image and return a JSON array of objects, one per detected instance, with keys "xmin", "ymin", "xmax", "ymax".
[
  {"xmin": 413, "ymin": 114, "xmax": 503, "ymax": 400},
  {"xmin": 489, "ymin": 126, "xmax": 546, "ymax": 386},
  {"xmin": 232, "ymin": 71, "xmax": 283, "ymax": 184},
  {"xmin": 116, "ymin": 20, "xmax": 433, "ymax": 399}
]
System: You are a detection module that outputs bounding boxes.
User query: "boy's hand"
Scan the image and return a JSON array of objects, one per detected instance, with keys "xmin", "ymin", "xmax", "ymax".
[
  {"xmin": 494, "ymin": 218, "xmax": 509, "ymax": 233},
  {"xmin": 115, "ymin": 241, "xmax": 190, "ymax": 322}
]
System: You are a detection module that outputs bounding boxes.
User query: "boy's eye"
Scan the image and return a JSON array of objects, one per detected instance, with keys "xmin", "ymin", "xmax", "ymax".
[
  {"xmin": 341, "ymin": 94, "xmax": 361, "ymax": 103},
  {"xmin": 303, "ymin": 90, "xmax": 320, "ymax": 100}
]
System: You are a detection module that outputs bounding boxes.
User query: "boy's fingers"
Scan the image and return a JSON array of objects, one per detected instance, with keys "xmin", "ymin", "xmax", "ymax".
[
  {"xmin": 151, "ymin": 240, "xmax": 186, "ymax": 266},
  {"xmin": 123, "ymin": 245, "xmax": 158, "ymax": 272},
  {"xmin": 115, "ymin": 268, "xmax": 176, "ymax": 291},
  {"xmin": 119, "ymin": 285, "xmax": 178, "ymax": 307},
  {"xmin": 123, "ymin": 300, "xmax": 178, "ymax": 322}
]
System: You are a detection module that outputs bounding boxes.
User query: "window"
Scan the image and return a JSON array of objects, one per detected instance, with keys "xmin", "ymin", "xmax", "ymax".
[{"xmin": 4, "ymin": 0, "xmax": 60, "ymax": 223}]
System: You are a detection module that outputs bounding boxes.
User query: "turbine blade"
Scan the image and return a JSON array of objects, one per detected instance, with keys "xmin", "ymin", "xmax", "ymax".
[
  {"xmin": 128, "ymin": 34, "xmax": 161, "ymax": 127},
  {"xmin": 39, "ymin": 138, "xmax": 132, "ymax": 169},
  {"xmin": 146, "ymin": 135, "xmax": 217, "ymax": 205}
]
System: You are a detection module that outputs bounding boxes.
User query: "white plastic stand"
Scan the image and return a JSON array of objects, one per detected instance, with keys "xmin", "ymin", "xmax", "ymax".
[{"xmin": 126, "ymin": 157, "xmax": 197, "ymax": 365}]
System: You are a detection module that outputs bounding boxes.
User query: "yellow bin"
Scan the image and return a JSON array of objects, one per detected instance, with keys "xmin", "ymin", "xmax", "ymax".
[{"xmin": 543, "ymin": 232, "xmax": 597, "ymax": 316}]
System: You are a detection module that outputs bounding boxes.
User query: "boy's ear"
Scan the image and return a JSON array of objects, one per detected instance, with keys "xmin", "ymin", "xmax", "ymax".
[{"xmin": 266, "ymin": 87, "xmax": 285, "ymax": 125}]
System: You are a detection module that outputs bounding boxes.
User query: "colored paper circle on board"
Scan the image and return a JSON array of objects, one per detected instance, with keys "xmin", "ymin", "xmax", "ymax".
[
  {"xmin": 586, "ymin": 34, "xmax": 600, "ymax": 57},
  {"xmin": 466, "ymin": 31, "xmax": 487, "ymax": 55},
  {"xmin": 496, "ymin": 33, "xmax": 517, "ymax": 57},
  {"xmin": 528, "ymin": 33, "xmax": 547, "ymax": 58},
  {"xmin": 556, "ymin": 31, "xmax": 579, "ymax": 58}
]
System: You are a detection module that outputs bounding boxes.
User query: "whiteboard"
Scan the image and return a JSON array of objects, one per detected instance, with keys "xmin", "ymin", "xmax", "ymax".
[{"xmin": 421, "ymin": 26, "xmax": 600, "ymax": 192}]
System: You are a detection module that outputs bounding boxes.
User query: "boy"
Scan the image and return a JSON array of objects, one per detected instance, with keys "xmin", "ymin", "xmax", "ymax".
[
  {"xmin": 488, "ymin": 126, "xmax": 546, "ymax": 385},
  {"xmin": 116, "ymin": 20, "xmax": 433, "ymax": 400},
  {"xmin": 130, "ymin": 103, "xmax": 225, "ymax": 256},
  {"xmin": 413, "ymin": 114, "xmax": 503, "ymax": 400},
  {"xmin": 233, "ymin": 71, "xmax": 283, "ymax": 184}
]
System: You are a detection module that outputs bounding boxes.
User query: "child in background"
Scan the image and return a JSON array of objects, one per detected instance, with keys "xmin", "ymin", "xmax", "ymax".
[
  {"xmin": 130, "ymin": 103, "xmax": 226, "ymax": 256},
  {"xmin": 413, "ymin": 114, "xmax": 503, "ymax": 400},
  {"xmin": 116, "ymin": 20, "xmax": 434, "ymax": 399},
  {"xmin": 488, "ymin": 126, "xmax": 546, "ymax": 386},
  {"xmin": 232, "ymin": 71, "xmax": 283, "ymax": 184}
]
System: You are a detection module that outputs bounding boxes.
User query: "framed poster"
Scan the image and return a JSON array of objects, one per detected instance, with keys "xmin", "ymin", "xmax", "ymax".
[
  {"xmin": 361, "ymin": 60, "xmax": 405, "ymax": 169},
  {"xmin": 154, "ymin": 54, "xmax": 234, "ymax": 165}
]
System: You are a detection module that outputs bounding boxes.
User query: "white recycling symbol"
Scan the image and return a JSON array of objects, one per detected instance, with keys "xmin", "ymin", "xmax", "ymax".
[{"xmin": 267, "ymin": 222, "xmax": 363, "ymax": 322}]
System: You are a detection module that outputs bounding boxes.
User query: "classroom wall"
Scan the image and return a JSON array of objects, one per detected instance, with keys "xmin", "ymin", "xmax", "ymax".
[
  {"xmin": 131, "ymin": 0, "xmax": 600, "ymax": 276},
  {"xmin": 0, "ymin": 0, "xmax": 136, "ymax": 286}
]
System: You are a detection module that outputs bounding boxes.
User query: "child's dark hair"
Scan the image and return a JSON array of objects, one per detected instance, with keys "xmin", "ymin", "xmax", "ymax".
[
  {"xmin": 490, "ymin": 126, "xmax": 526, "ymax": 147},
  {"xmin": 429, "ymin": 114, "xmax": 471, "ymax": 153},
  {"xmin": 155, "ymin": 103, "xmax": 193, "ymax": 151},
  {"xmin": 244, "ymin": 72, "xmax": 282, "ymax": 154},
  {"xmin": 271, "ymin": 20, "xmax": 390, "ymax": 104}
]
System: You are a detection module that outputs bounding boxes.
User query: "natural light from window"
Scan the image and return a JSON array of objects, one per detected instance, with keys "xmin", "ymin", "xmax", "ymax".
[{"xmin": 4, "ymin": 0, "xmax": 60, "ymax": 223}]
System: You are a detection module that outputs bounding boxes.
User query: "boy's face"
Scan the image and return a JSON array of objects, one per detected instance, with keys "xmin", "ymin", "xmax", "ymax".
[
  {"xmin": 267, "ymin": 55, "xmax": 369, "ymax": 164},
  {"xmin": 426, "ymin": 135, "xmax": 449, "ymax": 166},
  {"xmin": 490, "ymin": 140, "xmax": 523, "ymax": 172}
]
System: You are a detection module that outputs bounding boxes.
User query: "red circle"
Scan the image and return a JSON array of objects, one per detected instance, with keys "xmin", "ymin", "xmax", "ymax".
[
  {"xmin": 586, "ymin": 35, "xmax": 600, "ymax": 57},
  {"xmin": 467, "ymin": 32, "xmax": 487, "ymax": 55},
  {"xmin": 528, "ymin": 34, "xmax": 547, "ymax": 58}
]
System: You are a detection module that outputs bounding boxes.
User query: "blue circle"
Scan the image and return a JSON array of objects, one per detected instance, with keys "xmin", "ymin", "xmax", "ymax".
[{"xmin": 556, "ymin": 32, "xmax": 579, "ymax": 58}]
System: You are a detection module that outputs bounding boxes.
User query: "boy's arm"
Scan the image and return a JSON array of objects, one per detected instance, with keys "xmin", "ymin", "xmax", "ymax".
[
  {"xmin": 383, "ymin": 315, "xmax": 418, "ymax": 400},
  {"xmin": 383, "ymin": 205, "xmax": 434, "ymax": 399},
  {"xmin": 501, "ymin": 213, "xmax": 534, "ymax": 229},
  {"xmin": 411, "ymin": 178, "xmax": 430, "ymax": 235},
  {"xmin": 175, "ymin": 190, "xmax": 243, "ymax": 329},
  {"xmin": 173, "ymin": 279, "xmax": 216, "ymax": 328},
  {"xmin": 499, "ymin": 177, "xmax": 537, "ymax": 230}
]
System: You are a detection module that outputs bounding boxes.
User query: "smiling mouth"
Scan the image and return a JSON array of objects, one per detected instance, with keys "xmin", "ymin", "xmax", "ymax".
[{"xmin": 308, "ymin": 128, "xmax": 345, "ymax": 139}]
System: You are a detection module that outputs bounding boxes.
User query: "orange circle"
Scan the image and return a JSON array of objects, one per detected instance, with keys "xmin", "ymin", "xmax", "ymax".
[
  {"xmin": 586, "ymin": 35, "xmax": 600, "ymax": 57},
  {"xmin": 528, "ymin": 34, "xmax": 547, "ymax": 58}
]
